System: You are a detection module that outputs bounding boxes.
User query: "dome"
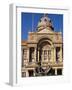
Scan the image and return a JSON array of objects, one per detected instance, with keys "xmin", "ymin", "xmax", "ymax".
[{"xmin": 37, "ymin": 15, "xmax": 54, "ymax": 31}]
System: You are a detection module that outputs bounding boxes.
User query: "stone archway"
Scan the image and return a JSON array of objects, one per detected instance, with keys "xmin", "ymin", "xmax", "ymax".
[{"xmin": 37, "ymin": 38, "xmax": 53, "ymax": 62}]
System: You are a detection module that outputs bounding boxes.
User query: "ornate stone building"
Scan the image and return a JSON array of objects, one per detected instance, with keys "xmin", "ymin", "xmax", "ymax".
[{"xmin": 21, "ymin": 15, "xmax": 63, "ymax": 77}]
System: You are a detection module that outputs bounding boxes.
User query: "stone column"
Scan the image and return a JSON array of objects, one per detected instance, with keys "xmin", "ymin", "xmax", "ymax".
[
  {"xmin": 33, "ymin": 69, "xmax": 36, "ymax": 76},
  {"xmin": 59, "ymin": 47, "xmax": 62, "ymax": 62},
  {"xmin": 22, "ymin": 48, "xmax": 24, "ymax": 67},
  {"xmin": 34, "ymin": 47, "xmax": 36, "ymax": 63},
  {"xmin": 53, "ymin": 47, "xmax": 56, "ymax": 63},
  {"xmin": 42, "ymin": 50, "xmax": 44, "ymax": 62},
  {"xmin": 38, "ymin": 50, "xmax": 39, "ymax": 62},
  {"xmin": 55, "ymin": 68, "xmax": 57, "ymax": 75},
  {"xmin": 50, "ymin": 48, "xmax": 53, "ymax": 63},
  {"xmin": 27, "ymin": 47, "xmax": 30, "ymax": 63},
  {"xmin": 26, "ymin": 70, "xmax": 29, "ymax": 77}
]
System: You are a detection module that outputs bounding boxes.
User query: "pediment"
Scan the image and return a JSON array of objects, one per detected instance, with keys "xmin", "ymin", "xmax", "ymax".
[{"xmin": 37, "ymin": 28, "xmax": 55, "ymax": 34}]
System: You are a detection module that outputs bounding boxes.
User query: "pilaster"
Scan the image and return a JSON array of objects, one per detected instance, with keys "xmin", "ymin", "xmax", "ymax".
[
  {"xmin": 55, "ymin": 68, "xmax": 57, "ymax": 75},
  {"xmin": 59, "ymin": 47, "xmax": 62, "ymax": 62},
  {"xmin": 53, "ymin": 47, "xmax": 56, "ymax": 62},
  {"xmin": 27, "ymin": 47, "xmax": 30, "ymax": 63},
  {"xmin": 38, "ymin": 50, "xmax": 39, "ymax": 62},
  {"xmin": 34, "ymin": 47, "xmax": 36, "ymax": 62},
  {"xmin": 50, "ymin": 48, "xmax": 54, "ymax": 62}
]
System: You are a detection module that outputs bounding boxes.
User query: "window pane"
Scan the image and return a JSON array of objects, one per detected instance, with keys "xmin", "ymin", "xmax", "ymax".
[
  {"xmin": 48, "ymin": 50, "xmax": 51, "ymax": 60},
  {"xmin": 44, "ymin": 50, "xmax": 47, "ymax": 60}
]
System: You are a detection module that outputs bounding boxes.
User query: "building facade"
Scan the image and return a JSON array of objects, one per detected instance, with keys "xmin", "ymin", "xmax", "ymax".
[{"xmin": 21, "ymin": 15, "xmax": 63, "ymax": 77}]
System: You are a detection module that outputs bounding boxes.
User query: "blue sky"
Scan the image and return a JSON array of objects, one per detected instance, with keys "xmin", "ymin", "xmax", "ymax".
[{"xmin": 21, "ymin": 12, "xmax": 63, "ymax": 40}]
